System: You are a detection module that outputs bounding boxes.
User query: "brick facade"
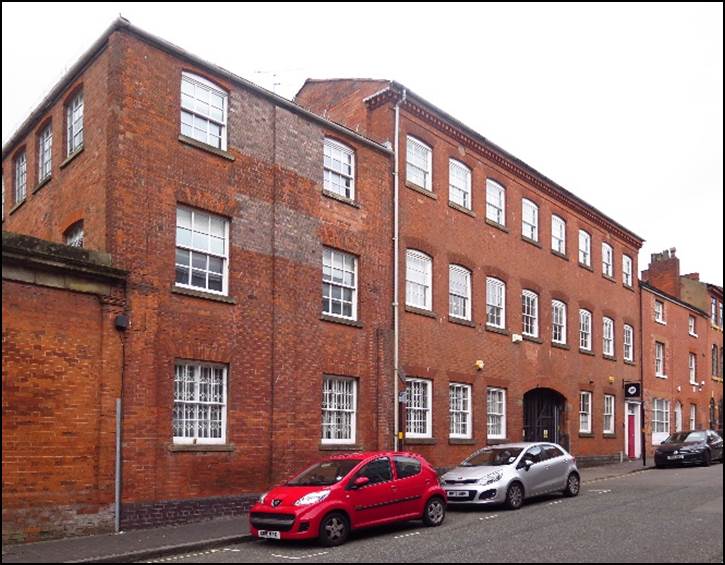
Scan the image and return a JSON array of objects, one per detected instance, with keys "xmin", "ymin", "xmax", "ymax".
[{"xmin": 1, "ymin": 233, "xmax": 127, "ymax": 542}]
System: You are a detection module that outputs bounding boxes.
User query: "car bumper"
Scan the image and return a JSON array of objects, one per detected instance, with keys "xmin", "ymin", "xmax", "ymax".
[
  {"xmin": 443, "ymin": 484, "xmax": 507, "ymax": 505},
  {"xmin": 654, "ymin": 451, "xmax": 708, "ymax": 466},
  {"xmin": 249, "ymin": 505, "xmax": 323, "ymax": 541}
]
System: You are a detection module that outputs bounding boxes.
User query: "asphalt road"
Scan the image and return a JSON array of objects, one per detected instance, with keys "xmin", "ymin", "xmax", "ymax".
[{"xmin": 144, "ymin": 465, "xmax": 723, "ymax": 563}]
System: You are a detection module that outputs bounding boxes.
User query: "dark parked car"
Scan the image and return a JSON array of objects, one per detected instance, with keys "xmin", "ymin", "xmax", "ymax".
[{"xmin": 654, "ymin": 430, "xmax": 724, "ymax": 468}]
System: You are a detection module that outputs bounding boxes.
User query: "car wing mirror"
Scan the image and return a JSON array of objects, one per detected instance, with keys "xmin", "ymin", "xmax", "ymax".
[
  {"xmin": 524, "ymin": 459, "xmax": 534, "ymax": 471},
  {"xmin": 351, "ymin": 476, "xmax": 370, "ymax": 489}
]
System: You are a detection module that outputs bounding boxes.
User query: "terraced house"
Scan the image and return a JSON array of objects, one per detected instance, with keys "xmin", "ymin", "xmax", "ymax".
[{"xmin": 3, "ymin": 18, "xmax": 719, "ymax": 545}]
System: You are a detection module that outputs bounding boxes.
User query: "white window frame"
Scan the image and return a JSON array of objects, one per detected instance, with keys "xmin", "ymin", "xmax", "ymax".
[
  {"xmin": 579, "ymin": 309, "xmax": 592, "ymax": 351},
  {"xmin": 406, "ymin": 136, "xmax": 432, "ymax": 191},
  {"xmin": 449, "ymin": 264, "xmax": 472, "ymax": 321},
  {"xmin": 521, "ymin": 198, "xmax": 539, "ymax": 241},
  {"xmin": 321, "ymin": 375, "xmax": 357, "ymax": 445},
  {"xmin": 579, "ymin": 391, "xmax": 592, "ymax": 434},
  {"xmin": 487, "ymin": 387, "xmax": 507, "ymax": 440},
  {"xmin": 623, "ymin": 324, "xmax": 634, "ymax": 362},
  {"xmin": 323, "ymin": 138, "xmax": 355, "ymax": 200},
  {"xmin": 551, "ymin": 215, "xmax": 566, "ymax": 255},
  {"xmin": 689, "ymin": 404, "xmax": 697, "ymax": 430},
  {"xmin": 623, "ymin": 255, "xmax": 633, "ymax": 287},
  {"xmin": 406, "ymin": 250, "xmax": 432, "ymax": 311},
  {"xmin": 175, "ymin": 206, "xmax": 230, "ymax": 296},
  {"xmin": 521, "ymin": 290, "xmax": 539, "ymax": 338},
  {"xmin": 449, "ymin": 383, "xmax": 472, "ymax": 439},
  {"xmin": 711, "ymin": 297, "xmax": 717, "ymax": 326},
  {"xmin": 486, "ymin": 277, "xmax": 506, "ymax": 329},
  {"xmin": 654, "ymin": 300, "xmax": 666, "ymax": 324},
  {"xmin": 448, "ymin": 159, "xmax": 471, "ymax": 210},
  {"xmin": 603, "ymin": 317, "xmax": 615, "ymax": 357},
  {"xmin": 655, "ymin": 341, "xmax": 666, "ymax": 378},
  {"xmin": 603, "ymin": 394, "xmax": 615, "ymax": 435},
  {"xmin": 689, "ymin": 352, "xmax": 697, "ymax": 385},
  {"xmin": 486, "ymin": 179, "xmax": 506, "ymax": 226},
  {"xmin": 322, "ymin": 247, "xmax": 358, "ymax": 321},
  {"xmin": 688, "ymin": 315, "xmax": 697, "ymax": 337},
  {"xmin": 552, "ymin": 300, "xmax": 567, "ymax": 345},
  {"xmin": 653, "ymin": 398, "xmax": 670, "ymax": 435},
  {"xmin": 38, "ymin": 123, "xmax": 53, "ymax": 182},
  {"xmin": 173, "ymin": 361, "xmax": 228, "ymax": 445},
  {"xmin": 602, "ymin": 243, "xmax": 614, "ymax": 277},
  {"xmin": 14, "ymin": 151, "xmax": 27, "ymax": 203},
  {"xmin": 578, "ymin": 230, "xmax": 591, "ymax": 267},
  {"xmin": 406, "ymin": 378, "xmax": 432, "ymax": 439},
  {"xmin": 180, "ymin": 72, "xmax": 228, "ymax": 150},
  {"xmin": 66, "ymin": 91, "xmax": 84, "ymax": 156}
]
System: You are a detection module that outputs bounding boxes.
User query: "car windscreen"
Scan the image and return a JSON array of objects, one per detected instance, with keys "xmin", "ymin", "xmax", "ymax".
[
  {"xmin": 665, "ymin": 431, "xmax": 706, "ymax": 444},
  {"xmin": 287, "ymin": 459, "xmax": 362, "ymax": 486},
  {"xmin": 460, "ymin": 447, "xmax": 523, "ymax": 467}
]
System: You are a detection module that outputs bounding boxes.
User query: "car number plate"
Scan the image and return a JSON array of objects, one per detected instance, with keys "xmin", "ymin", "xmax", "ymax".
[
  {"xmin": 667, "ymin": 455, "xmax": 684, "ymax": 460},
  {"xmin": 447, "ymin": 490, "xmax": 469, "ymax": 498},
  {"xmin": 258, "ymin": 530, "xmax": 281, "ymax": 539}
]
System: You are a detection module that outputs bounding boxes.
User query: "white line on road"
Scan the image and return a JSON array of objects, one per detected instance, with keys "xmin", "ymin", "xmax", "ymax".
[
  {"xmin": 587, "ymin": 489, "xmax": 613, "ymax": 494},
  {"xmin": 393, "ymin": 531, "xmax": 421, "ymax": 539},
  {"xmin": 146, "ymin": 548, "xmax": 219, "ymax": 562},
  {"xmin": 270, "ymin": 551, "xmax": 330, "ymax": 560},
  {"xmin": 479, "ymin": 514, "xmax": 499, "ymax": 520}
]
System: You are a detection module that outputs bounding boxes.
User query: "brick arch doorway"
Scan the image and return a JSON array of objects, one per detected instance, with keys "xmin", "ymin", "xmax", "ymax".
[{"xmin": 523, "ymin": 388, "xmax": 568, "ymax": 450}]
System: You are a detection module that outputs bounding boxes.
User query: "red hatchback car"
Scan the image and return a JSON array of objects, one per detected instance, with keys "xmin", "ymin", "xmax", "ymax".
[{"xmin": 250, "ymin": 451, "xmax": 446, "ymax": 546}]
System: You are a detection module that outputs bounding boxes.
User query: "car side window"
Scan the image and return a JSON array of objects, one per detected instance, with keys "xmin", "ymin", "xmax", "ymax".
[
  {"xmin": 543, "ymin": 446, "xmax": 564, "ymax": 460},
  {"xmin": 519, "ymin": 445, "xmax": 543, "ymax": 467},
  {"xmin": 394, "ymin": 456, "xmax": 422, "ymax": 479},
  {"xmin": 355, "ymin": 457, "xmax": 392, "ymax": 485}
]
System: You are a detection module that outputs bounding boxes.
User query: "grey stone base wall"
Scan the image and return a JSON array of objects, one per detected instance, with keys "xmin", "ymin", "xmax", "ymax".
[
  {"xmin": 2, "ymin": 503, "xmax": 115, "ymax": 544},
  {"xmin": 120, "ymin": 494, "xmax": 259, "ymax": 531}
]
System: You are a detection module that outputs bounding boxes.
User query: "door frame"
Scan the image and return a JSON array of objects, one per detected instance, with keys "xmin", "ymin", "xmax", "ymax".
[{"xmin": 624, "ymin": 400, "xmax": 642, "ymax": 459}]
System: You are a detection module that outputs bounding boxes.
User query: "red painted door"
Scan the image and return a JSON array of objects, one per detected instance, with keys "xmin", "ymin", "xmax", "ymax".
[{"xmin": 628, "ymin": 414, "xmax": 636, "ymax": 459}]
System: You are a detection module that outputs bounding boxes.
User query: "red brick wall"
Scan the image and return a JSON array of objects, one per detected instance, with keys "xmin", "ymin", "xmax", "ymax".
[{"xmin": 2, "ymin": 279, "xmax": 124, "ymax": 542}]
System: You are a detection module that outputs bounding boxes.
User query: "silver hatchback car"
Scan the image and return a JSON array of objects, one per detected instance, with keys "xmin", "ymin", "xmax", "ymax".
[{"xmin": 441, "ymin": 442, "xmax": 580, "ymax": 509}]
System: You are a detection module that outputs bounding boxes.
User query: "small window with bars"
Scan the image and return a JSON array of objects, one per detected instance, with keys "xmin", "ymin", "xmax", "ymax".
[
  {"xmin": 521, "ymin": 290, "xmax": 539, "ymax": 337},
  {"xmin": 321, "ymin": 376, "xmax": 357, "ymax": 444},
  {"xmin": 449, "ymin": 383, "xmax": 472, "ymax": 439},
  {"xmin": 322, "ymin": 248, "xmax": 357, "ymax": 320},
  {"xmin": 173, "ymin": 361, "xmax": 227, "ymax": 444},
  {"xmin": 406, "ymin": 378, "xmax": 432, "ymax": 438}
]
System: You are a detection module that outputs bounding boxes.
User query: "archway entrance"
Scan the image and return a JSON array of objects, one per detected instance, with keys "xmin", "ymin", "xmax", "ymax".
[{"xmin": 523, "ymin": 388, "xmax": 567, "ymax": 449}]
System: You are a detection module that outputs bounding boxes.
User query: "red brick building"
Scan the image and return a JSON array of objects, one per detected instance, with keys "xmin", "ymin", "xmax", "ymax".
[
  {"xmin": 640, "ymin": 249, "xmax": 724, "ymax": 459},
  {"xmin": 2, "ymin": 19, "xmax": 393, "ymax": 539},
  {"xmin": 296, "ymin": 80, "xmax": 645, "ymax": 465}
]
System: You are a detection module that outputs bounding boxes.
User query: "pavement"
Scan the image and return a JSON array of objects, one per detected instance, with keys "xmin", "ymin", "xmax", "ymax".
[{"xmin": 1, "ymin": 460, "xmax": 653, "ymax": 564}]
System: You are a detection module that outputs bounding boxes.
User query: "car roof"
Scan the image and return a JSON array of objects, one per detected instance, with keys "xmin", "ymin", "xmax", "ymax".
[{"xmin": 325, "ymin": 451, "xmax": 423, "ymax": 461}]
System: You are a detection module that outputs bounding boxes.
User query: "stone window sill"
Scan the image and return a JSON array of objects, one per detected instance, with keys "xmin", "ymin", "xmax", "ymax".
[
  {"xmin": 405, "ymin": 305, "xmax": 437, "ymax": 319},
  {"xmin": 579, "ymin": 348, "xmax": 595, "ymax": 357},
  {"xmin": 320, "ymin": 314, "xmax": 363, "ymax": 328},
  {"xmin": 485, "ymin": 324, "xmax": 509, "ymax": 336},
  {"xmin": 168, "ymin": 443, "xmax": 235, "ymax": 453},
  {"xmin": 603, "ymin": 354, "xmax": 618, "ymax": 362},
  {"xmin": 602, "ymin": 274, "xmax": 617, "ymax": 284},
  {"xmin": 551, "ymin": 249, "xmax": 569, "ymax": 261},
  {"xmin": 485, "ymin": 219, "xmax": 509, "ymax": 233},
  {"xmin": 449, "ymin": 316, "xmax": 475, "ymax": 328},
  {"xmin": 521, "ymin": 235, "xmax": 542, "ymax": 249},
  {"xmin": 33, "ymin": 175, "xmax": 52, "ymax": 194},
  {"xmin": 172, "ymin": 285, "xmax": 236, "ymax": 304},
  {"xmin": 404, "ymin": 438, "xmax": 437, "ymax": 445},
  {"xmin": 448, "ymin": 201, "xmax": 475, "ymax": 217},
  {"xmin": 8, "ymin": 199, "xmax": 26, "ymax": 216},
  {"xmin": 179, "ymin": 135, "xmax": 235, "ymax": 161},
  {"xmin": 406, "ymin": 181, "xmax": 437, "ymax": 200},
  {"xmin": 320, "ymin": 444, "xmax": 362, "ymax": 451},
  {"xmin": 449, "ymin": 438, "xmax": 476, "ymax": 445},
  {"xmin": 60, "ymin": 146, "xmax": 84, "ymax": 169},
  {"xmin": 579, "ymin": 262, "xmax": 594, "ymax": 272},
  {"xmin": 552, "ymin": 341, "xmax": 570, "ymax": 350},
  {"xmin": 322, "ymin": 189, "xmax": 360, "ymax": 208},
  {"xmin": 523, "ymin": 334, "xmax": 543, "ymax": 344},
  {"xmin": 578, "ymin": 433, "xmax": 595, "ymax": 439}
]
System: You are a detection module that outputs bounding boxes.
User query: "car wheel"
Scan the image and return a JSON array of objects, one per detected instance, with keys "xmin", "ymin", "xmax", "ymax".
[
  {"xmin": 422, "ymin": 496, "xmax": 446, "ymax": 527},
  {"xmin": 505, "ymin": 482, "xmax": 524, "ymax": 510},
  {"xmin": 563, "ymin": 472, "xmax": 580, "ymax": 497},
  {"xmin": 318, "ymin": 512, "xmax": 349, "ymax": 547},
  {"xmin": 702, "ymin": 451, "xmax": 712, "ymax": 467}
]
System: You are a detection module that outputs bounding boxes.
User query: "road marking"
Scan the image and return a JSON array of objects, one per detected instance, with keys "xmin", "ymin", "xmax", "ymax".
[
  {"xmin": 393, "ymin": 531, "xmax": 421, "ymax": 539},
  {"xmin": 146, "ymin": 549, "xmax": 219, "ymax": 562},
  {"xmin": 479, "ymin": 514, "xmax": 499, "ymax": 520},
  {"xmin": 587, "ymin": 489, "xmax": 612, "ymax": 494},
  {"xmin": 270, "ymin": 551, "xmax": 330, "ymax": 560},
  {"xmin": 547, "ymin": 500, "xmax": 564, "ymax": 506},
  {"xmin": 223, "ymin": 547, "xmax": 241, "ymax": 552}
]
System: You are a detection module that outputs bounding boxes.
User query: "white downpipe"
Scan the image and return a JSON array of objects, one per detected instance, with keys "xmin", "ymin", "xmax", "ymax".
[{"xmin": 393, "ymin": 89, "xmax": 406, "ymax": 451}]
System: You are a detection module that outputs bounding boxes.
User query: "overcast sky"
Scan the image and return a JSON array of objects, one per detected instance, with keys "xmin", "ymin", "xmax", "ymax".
[{"xmin": 3, "ymin": 2, "xmax": 722, "ymax": 285}]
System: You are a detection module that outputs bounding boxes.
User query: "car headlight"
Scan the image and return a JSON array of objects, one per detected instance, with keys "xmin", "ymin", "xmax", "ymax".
[
  {"xmin": 294, "ymin": 490, "xmax": 331, "ymax": 506},
  {"xmin": 258, "ymin": 491, "xmax": 269, "ymax": 504},
  {"xmin": 478, "ymin": 471, "xmax": 503, "ymax": 486}
]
